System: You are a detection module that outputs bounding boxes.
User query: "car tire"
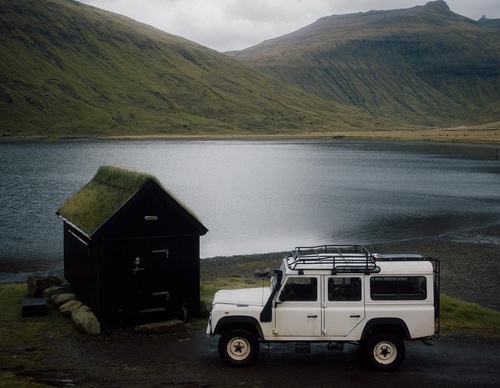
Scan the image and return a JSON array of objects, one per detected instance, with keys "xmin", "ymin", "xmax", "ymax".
[
  {"xmin": 218, "ymin": 329, "xmax": 259, "ymax": 367},
  {"xmin": 365, "ymin": 332, "xmax": 406, "ymax": 371}
]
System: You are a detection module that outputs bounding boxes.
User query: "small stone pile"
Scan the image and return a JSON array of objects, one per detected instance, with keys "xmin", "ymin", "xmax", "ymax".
[
  {"xmin": 25, "ymin": 275, "xmax": 188, "ymax": 335},
  {"xmin": 26, "ymin": 275, "xmax": 101, "ymax": 335}
]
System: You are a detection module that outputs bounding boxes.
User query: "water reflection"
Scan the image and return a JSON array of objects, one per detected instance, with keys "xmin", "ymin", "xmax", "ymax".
[{"xmin": 0, "ymin": 140, "xmax": 499, "ymax": 281}]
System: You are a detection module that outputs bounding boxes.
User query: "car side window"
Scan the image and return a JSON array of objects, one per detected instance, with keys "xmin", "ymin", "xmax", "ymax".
[
  {"xmin": 328, "ymin": 277, "xmax": 362, "ymax": 301},
  {"xmin": 280, "ymin": 277, "xmax": 317, "ymax": 301},
  {"xmin": 370, "ymin": 276, "xmax": 427, "ymax": 300}
]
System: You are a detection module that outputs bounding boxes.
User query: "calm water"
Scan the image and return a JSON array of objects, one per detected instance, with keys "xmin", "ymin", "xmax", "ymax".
[{"xmin": 1, "ymin": 140, "xmax": 499, "ymax": 282}]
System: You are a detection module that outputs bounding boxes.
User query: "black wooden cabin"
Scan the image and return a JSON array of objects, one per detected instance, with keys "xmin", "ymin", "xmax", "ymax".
[{"xmin": 57, "ymin": 166, "xmax": 208, "ymax": 326}]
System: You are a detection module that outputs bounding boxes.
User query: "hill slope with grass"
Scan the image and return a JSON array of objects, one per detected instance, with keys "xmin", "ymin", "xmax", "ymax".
[
  {"xmin": 229, "ymin": 1, "xmax": 500, "ymax": 128},
  {"xmin": 0, "ymin": 0, "xmax": 372, "ymax": 138}
]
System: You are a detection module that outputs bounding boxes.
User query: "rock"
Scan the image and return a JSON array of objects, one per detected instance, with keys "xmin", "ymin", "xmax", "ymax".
[
  {"xmin": 27, "ymin": 275, "xmax": 62, "ymax": 297},
  {"xmin": 134, "ymin": 319, "xmax": 186, "ymax": 334},
  {"xmin": 42, "ymin": 286, "xmax": 66, "ymax": 300},
  {"xmin": 72, "ymin": 306, "xmax": 101, "ymax": 335},
  {"xmin": 253, "ymin": 269, "xmax": 263, "ymax": 277},
  {"xmin": 59, "ymin": 300, "xmax": 82, "ymax": 315},
  {"xmin": 51, "ymin": 293, "xmax": 76, "ymax": 307},
  {"xmin": 253, "ymin": 267, "xmax": 272, "ymax": 277}
]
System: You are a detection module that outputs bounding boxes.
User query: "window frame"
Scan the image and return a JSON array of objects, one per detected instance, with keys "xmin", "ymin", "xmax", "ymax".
[
  {"xmin": 328, "ymin": 277, "xmax": 362, "ymax": 301},
  {"xmin": 370, "ymin": 276, "xmax": 427, "ymax": 300},
  {"xmin": 280, "ymin": 276, "xmax": 318, "ymax": 302}
]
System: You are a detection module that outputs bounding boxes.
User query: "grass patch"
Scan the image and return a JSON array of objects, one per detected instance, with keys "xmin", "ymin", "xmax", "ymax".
[
  {"xmin": 440, "ymin": 294, "xmax": 500, "ymax": 338},
  {"xmin": 200, "ymin": 277, "xmax": 267, "ymax": 308},
  {"xmin": 57, "ymin": 165, "xmax": 204, "ymax": 234},
  {"xmin": 57, "ymin": 165, "xmax": 158, "ymax": 233},
  {"xmin": 0, "ymin": 372, "xmax": 45, "ymax": 388},
  {"xmin": 0, "ymin": 284, "xmax": 75, "ymax": 344},
  {"xmin": 0, "ymin": 284, "xmax": 78, "ymax": 387}
]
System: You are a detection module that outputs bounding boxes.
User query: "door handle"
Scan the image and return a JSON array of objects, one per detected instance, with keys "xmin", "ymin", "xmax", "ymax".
[
  {"xmin": 350, "ymin": 314, "xmax": 361, "ymax": 318},
  {"xmin": 307, "ymin": 314, "xmax": 318, "ymax": 318}
]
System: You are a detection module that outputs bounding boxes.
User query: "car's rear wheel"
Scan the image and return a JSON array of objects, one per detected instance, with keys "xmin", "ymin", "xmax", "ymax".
[
  {"xmin": 218, "ymin": 329, "xmax": 259, "ymax": 367},
  {"xmin": 365, "ymin": 332, "xmax": 405, "ymax": 371}
]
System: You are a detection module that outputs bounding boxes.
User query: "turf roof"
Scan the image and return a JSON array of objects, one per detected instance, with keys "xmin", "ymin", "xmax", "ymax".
[{"xmin": 57, "ymin": 165, "xmax": 161, "ymax": 235}]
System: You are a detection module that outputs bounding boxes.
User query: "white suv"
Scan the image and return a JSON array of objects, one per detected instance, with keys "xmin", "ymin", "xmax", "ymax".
[{"xmin": 207, "ymin": 244, "xmax": 440, "ymax": 371}]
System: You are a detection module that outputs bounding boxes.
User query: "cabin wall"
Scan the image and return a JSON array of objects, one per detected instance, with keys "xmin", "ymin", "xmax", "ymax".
[
  {"xmin": 97, "ymin": 235, "xmax": 200, "ymax": 325},
  {"xmin": 63, "ymin": 224, "xmax": 101, "ymax": 316}
]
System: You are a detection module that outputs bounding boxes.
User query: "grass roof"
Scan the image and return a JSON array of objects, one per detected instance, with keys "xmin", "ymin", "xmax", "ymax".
[{"xmin": 57, "ymin": 165, "xmax": 159, "ymax": 234}]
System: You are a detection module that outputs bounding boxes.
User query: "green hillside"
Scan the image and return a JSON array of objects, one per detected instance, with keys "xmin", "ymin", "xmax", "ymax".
[
  {"xmin": 1, "ymin": 0, "xmax": 499, "ymax": 139},
  {"xmin": 229, "ymin": 1, "xmax": 500, "ymax": 128},
  {"xmin": 0, "ymin": 0, "xmax": 372, "ymax": 138}
]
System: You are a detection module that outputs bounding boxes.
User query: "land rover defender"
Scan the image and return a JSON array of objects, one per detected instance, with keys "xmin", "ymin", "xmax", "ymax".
[{"xmin": 207, "ymin": 244, "xmax": 440, "ymax": 371}]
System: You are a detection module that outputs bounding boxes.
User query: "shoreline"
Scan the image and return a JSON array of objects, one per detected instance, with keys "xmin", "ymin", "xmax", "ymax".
[
  {"xmin": 200, "ymin": 238, "xmax": 500, "ymax": 312},
  {"xmin": 2, "ymin": 238, "xmax": 499, "ymax": 312},
  {"xmin": 1, "ymin": 131, "xmax": 499, "ymax": 147}
]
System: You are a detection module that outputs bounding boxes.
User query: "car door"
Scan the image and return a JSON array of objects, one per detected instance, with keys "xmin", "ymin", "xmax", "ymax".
[
  {"xmin": 273, "ymin": 276, "xmax": 321, "ymax": 337},
  {"xmin": 323, "ymin": 276, "xmax": 365, "ymax": 337}
]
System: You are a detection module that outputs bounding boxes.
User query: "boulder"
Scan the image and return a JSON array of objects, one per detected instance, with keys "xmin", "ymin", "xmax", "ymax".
[
  {"xmin": 51, "ymin": 293, "xmax": 76, "ymax": 307},
  {"xmin": 253, "ymin": 269, "xmax": 263, "ymax": 277},
  {"xmin": 42, "ymin": 286, "xmax": 66, "ymax": 300},
  {"xmin": 253, "ymin": 267, "xmax": 272, "ymax": 278},
  {"xmin": 71, "ymin": 306, "xmax": 101, "ymax": 335},
  {"xmin": 27, "ymin": 275, "xmax": 62, "ymax": 297},
  {"xmin": 59, "ymin": 300, "xmax": 82, "ymax": 315},
  {"xmin": 134, "ymin": 319, "xmax": 186, "ymax": 334}
]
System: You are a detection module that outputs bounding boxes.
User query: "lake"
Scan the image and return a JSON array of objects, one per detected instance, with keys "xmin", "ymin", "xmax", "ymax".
[{"xmin": 1, "ymin": 139, "xmax": 499, "ymax": 282}]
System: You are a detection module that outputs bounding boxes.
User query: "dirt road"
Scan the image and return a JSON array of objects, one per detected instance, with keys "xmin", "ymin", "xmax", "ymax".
[{"xmin": 12, "ymin": 326, "xmax": 499, "ymax": 387}]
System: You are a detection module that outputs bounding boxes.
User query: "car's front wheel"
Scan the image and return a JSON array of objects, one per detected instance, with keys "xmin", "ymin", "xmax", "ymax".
[
  {"xmin": 218, "ymin": 329, "xmax": 259, "ymax": 367},
  {"xmin": 365, "ymin": 332, "xmax": 406, "ymax": 371}
]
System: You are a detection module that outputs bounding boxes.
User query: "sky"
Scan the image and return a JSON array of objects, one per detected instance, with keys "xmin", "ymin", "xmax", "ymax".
[{"xmin": 78, "ymin": 0, "xmax": 500, "ymax": 52}]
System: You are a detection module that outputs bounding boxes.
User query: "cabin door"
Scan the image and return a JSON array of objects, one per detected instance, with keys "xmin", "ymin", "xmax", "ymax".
[{"xmin": 133, "ymin": 245, "xmax": 173, "ymax": 318}]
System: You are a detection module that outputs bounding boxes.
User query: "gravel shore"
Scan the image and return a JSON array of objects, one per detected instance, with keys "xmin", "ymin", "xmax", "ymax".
[{"xmin": 201, "ymin": 237, "xmax": 500, "ymax": 312}]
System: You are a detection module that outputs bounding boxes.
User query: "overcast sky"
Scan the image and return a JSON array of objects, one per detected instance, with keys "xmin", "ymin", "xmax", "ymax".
[{"xmin": 78, "ymin": 0, "xmax": 500, "ymax": 52}]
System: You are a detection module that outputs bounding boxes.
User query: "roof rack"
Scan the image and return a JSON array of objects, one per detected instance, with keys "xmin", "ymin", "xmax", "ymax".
[
  {"xmin": 372, "ymin": 253, "xmax": 426, "ymax": 261},
  {"xmin": 287, "ymin": 244, "xmax": 380, "ymax": 275}
]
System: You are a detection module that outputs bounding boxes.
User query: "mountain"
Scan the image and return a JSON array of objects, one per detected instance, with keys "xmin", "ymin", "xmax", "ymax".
[
  {"xmin": 229, "ymin": 1, "xmax": 500, "ymax": 127},
  {"xmin": 1, "ymin": 0, "xmax": 499, "ymax": 138},
  {"xmin": 0, "ymin": 0, "xmax": 371, "ymax": 138}
]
